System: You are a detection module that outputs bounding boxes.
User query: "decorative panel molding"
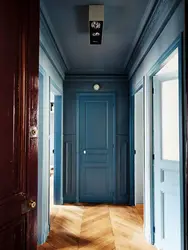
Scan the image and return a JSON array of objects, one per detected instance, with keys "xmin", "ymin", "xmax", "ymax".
[
  {"xmin": 65, "ymin": 74, "xmax": 128, "ymax": 82},
  {"xmin": 116, "ymin": 135, "xmax": 129, "ymax": 204},
  {"xmin": 125, "ymin": 0, "xmax": 181, "ymax": 78},
  {"xmin": 63, "ymin": 135, "xmax": 76, "ymax": 202}
]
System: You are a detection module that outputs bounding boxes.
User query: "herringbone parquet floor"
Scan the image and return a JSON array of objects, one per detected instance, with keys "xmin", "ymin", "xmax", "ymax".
[{"xmin": 38, "ymin": 204, "xmax": 156, "ymax": 250}]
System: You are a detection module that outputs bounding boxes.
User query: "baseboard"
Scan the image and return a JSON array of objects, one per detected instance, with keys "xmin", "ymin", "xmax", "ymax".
[
  {"xmin": 38, "ymin": 223, "xmax": 50, "ymax": 245},
  {"xmin": 144, "ymin": 226, "xmax": 152, "ymax": 245}
]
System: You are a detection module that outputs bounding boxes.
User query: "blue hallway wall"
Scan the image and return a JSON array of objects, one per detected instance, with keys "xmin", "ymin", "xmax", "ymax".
[{"xmin": 63, "ymin": 75, "xmax": 129, "ymax": 204}]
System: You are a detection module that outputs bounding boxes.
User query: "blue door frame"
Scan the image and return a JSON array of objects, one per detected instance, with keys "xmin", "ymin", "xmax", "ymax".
[
  {"xmin": 149, "ymin": 34, "xmax": 184, "ymax": 246},
  {"xmin": 37, "ymin": 66, "xmax": 46, "ymax": 244},
  {"xmin": 76, "ymin": 93, "xmax": 116, "ymax": 203},
  {"xmin": 37, "ymin": 71, "xmax": 63, "ymax": 245},
  {"xmin": 129, "ymin": 34, "xmax": 184, "ymax": 247},
  {"xmin": 129, "ymin": 79, "xmax": 144, "ymax": 206},
  {"xmin": 50, "ymin": 78, "xmax": 64, "ymax": 205}
]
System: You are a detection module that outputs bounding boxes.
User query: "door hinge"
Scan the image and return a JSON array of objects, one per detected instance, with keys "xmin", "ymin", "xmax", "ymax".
[
  {"xmin": 152, "ymin": 87, "xmax": 154, "ymax": 94},
  {"xmin": 134, "ymin": 149, "xmax": 136, "ymax": 154},
  {"xmin": 153, "ymin": 226, "xmax": 155, "ymax": 234},
  {"xmin": 152, "ymin": 154, "xmax": 155, "ymax": 160}
]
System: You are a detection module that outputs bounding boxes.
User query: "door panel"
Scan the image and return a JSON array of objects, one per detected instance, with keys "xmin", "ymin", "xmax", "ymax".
[
  {"xmin": 0, "ymin": 0, "xmax": 39, "ymax": 249},
  {"xmin": 0, "ymin": 219, "xmax": 26, "ymax": 249},
  {"xmin": 79, "ymin": 95, "xmax": 115, "ymax": 203},
  {"xmin": 153, "ymin": 74, "xmax": 181, "ymax": 250}
]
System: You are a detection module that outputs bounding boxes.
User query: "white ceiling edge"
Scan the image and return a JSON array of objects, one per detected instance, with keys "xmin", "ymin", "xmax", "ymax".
[
  {"xmin": 40, "ymin": 0, "xmax": 70, "ymax": 70},
  {"xmin": 123, "ymin": 0, "xmax": 157, "ymax": 70}
]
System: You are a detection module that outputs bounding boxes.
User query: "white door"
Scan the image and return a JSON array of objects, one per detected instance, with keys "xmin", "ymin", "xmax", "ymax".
[
  {"xmin": 134, "ymin": 88, "xmax": 144, "ymax": 205},
  {"xmin": 153, "ymin": 72, "xmax": 181, "ymax": 250}
]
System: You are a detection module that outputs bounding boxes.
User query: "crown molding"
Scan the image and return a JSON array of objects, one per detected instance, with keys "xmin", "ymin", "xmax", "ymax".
[
  {"xmin": 125, "ymin": 0, "xmax": 182, "ymax": 79},
  {"xmin": 67, "ymin": 67, "xmax": 126, "ymax": 75},
  {"xmin": 123, "ymin": 0, "xmax": 157, "ymax": 70},
  {"xmin": 65, "ymin": 74, "xmax": 128, "ymax": 82},
  {"xmin": 40, "ymin": 2, "xmax": 70, "ymax": 77}
]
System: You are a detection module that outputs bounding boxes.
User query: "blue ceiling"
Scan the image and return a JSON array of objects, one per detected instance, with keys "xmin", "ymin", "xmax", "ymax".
[{"xmin": 42, "ymin": 0, "xmax": 150, "ymax": 75}]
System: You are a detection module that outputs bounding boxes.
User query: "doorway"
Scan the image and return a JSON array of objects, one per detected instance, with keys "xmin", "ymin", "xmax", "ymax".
[
  {"xmin": 152, "ymin": 46, "xmax": 184, "ymax": 250},
  {"xmin": 49, "ymin": 79, "xmax": 63, "ymax": 205},
  {"xmin": 49, "ymin": 92, "xmax": 55, "ymax": 218},
  {"xmin": 37, "ymin": 74, "xmax": 63, "ymax": 245},
  {"xmin": 134, "ymin": 87, "xmax": 144, "ymax": 220},
  {"xmin": 77, "ymin": 93, "xmax": 116, "ymax": 203}
]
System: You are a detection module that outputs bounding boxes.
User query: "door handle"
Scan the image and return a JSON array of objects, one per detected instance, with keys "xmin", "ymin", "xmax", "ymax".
[
  {"xmin": 28, "ymin": 200, "xmax": 37, "ymax": 209},
  {"xmin": 21, "ymin": 199, "xmax": 37, "ymax": 214},
  {"xmin": 83, "ymin": 150, "xmax": 86, "ymax": 154}
]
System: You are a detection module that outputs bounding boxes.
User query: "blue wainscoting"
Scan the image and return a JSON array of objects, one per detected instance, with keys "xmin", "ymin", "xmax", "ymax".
[
  {"xmin": 63, "ymin": 75, "xmax": 129, "ymax": 204},
  {"xmin": 54, "ymin": 95, "xmax": 63, "ymax": 204}
]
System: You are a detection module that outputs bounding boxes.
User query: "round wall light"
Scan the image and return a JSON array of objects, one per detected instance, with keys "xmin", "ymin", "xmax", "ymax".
[{"xmin": 93, "ymin": 84, "xmax": 100, "ymax": 91}]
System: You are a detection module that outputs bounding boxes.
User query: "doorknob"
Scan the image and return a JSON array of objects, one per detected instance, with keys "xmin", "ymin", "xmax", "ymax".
[
  {"xmin": 83, "ymin": 150, "xmax": 86, "ymax": 154},
  {"xmin": 28, "ymin": 200, "xmax": 36, "ymax": 209},
  {"xmin": 30, "ymin": 126, "xmax": 38, "ymax": 138}
]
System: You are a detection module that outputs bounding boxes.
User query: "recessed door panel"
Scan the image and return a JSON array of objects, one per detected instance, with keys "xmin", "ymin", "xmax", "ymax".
[{"xmin": 85, "ymin": 101, "xmax": 108, "ymax": 149}]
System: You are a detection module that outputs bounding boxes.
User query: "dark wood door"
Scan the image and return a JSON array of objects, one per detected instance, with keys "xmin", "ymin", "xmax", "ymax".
[{"xmin": 0, "ymin": 0, "xmax": 39, "ymax": 249}]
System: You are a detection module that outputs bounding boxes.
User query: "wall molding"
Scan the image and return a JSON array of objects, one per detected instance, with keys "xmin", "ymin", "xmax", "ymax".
[
  {"xmin": 125, "ymin": 0, "xmax": 182, "ymax": 78},
  {"xmin": 130, "ymin": 78, "xmax": 144, "ymax": 96},
  {"xmin": 65, "ymin": 74, "xmax": 128, "ymax": 82},
  {"xmin": 40, "ymin": 6, "xmax": 69, "ymax": 78},
  {"xmin": 123, "ymin": 0, "xmax": 157, "ymax": 70}
]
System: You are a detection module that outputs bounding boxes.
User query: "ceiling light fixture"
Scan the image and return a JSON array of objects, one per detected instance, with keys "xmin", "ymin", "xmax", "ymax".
[{"xmin": 89, "ymin": 5, "xmax": 104, "ymax": 45}]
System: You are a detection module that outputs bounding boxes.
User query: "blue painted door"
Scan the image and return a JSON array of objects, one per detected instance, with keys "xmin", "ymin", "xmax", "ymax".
[
  {"xmin": 153, "ymin": 72, "xmax": 181, "ymax": 250},
  {"xmin": 78, "ymin": 94, "xmax": 115, "ymax": 203}
]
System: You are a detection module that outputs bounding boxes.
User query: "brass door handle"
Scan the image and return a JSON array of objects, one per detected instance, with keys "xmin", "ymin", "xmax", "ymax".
[{"xmin": 29, "ymin": 200, "xmax": 36, "ymax": 209}]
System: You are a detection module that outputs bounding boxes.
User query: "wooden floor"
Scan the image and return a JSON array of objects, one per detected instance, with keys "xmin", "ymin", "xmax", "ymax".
[{"xmin": 38, "ymin": 204, "xmax": 156, "ymax": 250}]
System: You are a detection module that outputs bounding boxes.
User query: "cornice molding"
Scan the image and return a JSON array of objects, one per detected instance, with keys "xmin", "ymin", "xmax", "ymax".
[
  {"xmin": 65, "ymin": 74, "xmax": 128, "ymax": 82},
  {"xmin": 40, "ymin": 2, "xmax": 70, "ymax": 77},
  {"xmin": 123, "ymin": 0, "xmax": 157, "ymax": 69},
  {"xmin": 67, "ymin": 67, "xmax": 125, "ymax": 75},
  {"xmin": 125, "ymin": 0, "xmax": 182, "ymax": 79}
]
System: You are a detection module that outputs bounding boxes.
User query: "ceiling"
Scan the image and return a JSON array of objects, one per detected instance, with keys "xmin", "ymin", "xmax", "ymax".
[{"xmin": 42, "ymin": 0, "xmax": 150, "ymax": 75}]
